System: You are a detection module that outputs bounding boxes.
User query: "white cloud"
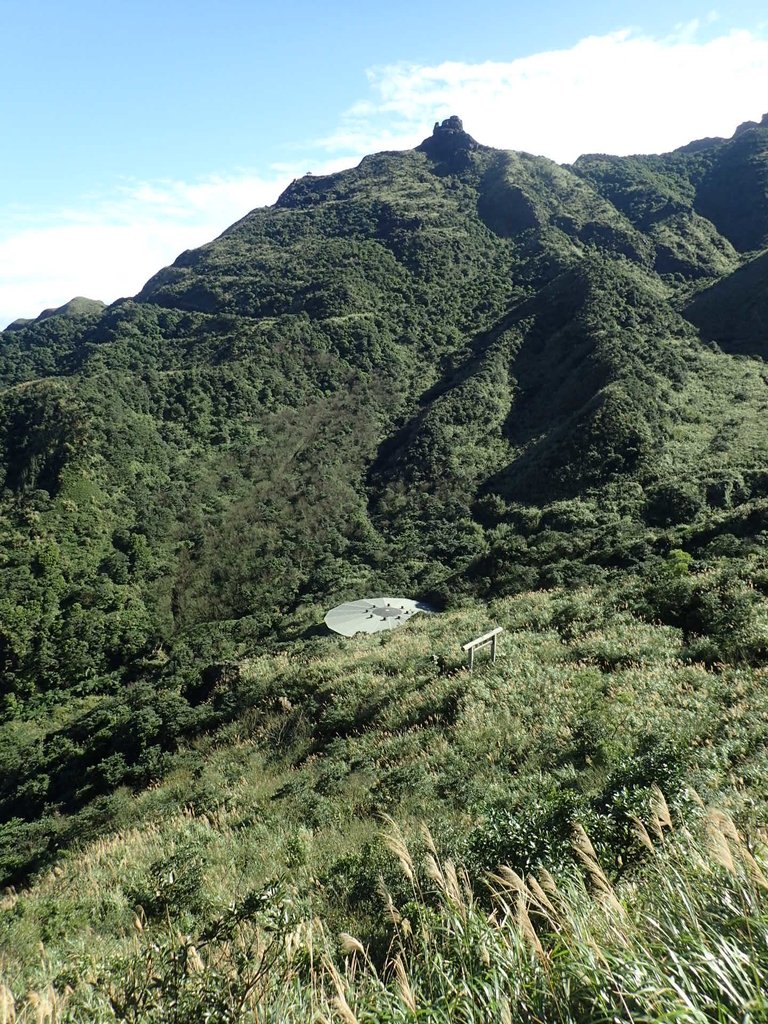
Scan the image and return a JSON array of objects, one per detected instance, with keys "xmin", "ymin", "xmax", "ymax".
[
  {"xmin": 2, "ymin": 23, "xmax": 768, "ymax": 328},
  {"xmin": 324, "ymin": 25, "xmax": 768, "ymax": 163},
  {"xmin": 0, "ymin": 173, "xmax": 291, "ymax": 328},
  {"xmin": 0, "ymin": 156, "xmax": 380, "ymax": 328}
]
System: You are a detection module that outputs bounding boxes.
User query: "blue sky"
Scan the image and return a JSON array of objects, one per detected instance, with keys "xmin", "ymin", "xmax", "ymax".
[{"xmin": 1, "ymin": 0, "xmax": 767, "ymax": 326}]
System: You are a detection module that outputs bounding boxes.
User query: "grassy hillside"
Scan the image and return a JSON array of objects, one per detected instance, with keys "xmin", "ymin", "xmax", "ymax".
[{"xmin": 2, "ymin": 584, "xmax": 768, "ymax": 1018}]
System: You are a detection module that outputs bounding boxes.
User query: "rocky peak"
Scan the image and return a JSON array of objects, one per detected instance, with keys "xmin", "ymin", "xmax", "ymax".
[
  {"xmin": 433, "ymin": 114, "xmax": 469, "ymax": 136},
  {"xmin": 733, "ymin": 113, "xmax": 768, "ymax": 137},
  {"xmin": 417, "ymin": 115, "xmax": 481, "ymax": 168}
]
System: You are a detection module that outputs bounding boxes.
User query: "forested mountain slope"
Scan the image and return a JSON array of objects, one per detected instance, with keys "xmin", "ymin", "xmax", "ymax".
[
  {"xmin": 2, "ymin": 118, "xmax": 768, "ymax": 1016},
  {"xmin": 2, "ymin": 115, "xmax": 767, "ymax": 705}
]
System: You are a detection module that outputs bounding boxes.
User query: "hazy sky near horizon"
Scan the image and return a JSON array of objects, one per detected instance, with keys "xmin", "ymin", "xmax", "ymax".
[{"xmin": 1, "ymin": 0, "xmax": 767, "ymax": 327}]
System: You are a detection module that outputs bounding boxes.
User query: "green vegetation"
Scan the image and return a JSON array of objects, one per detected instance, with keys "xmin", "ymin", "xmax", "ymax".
[
  {"xmin": 2, "ymin": 596, "xmax": 768, "ymax": 1019},
  {"xmin": 1, "ymin": 114, "xmax": 768, "ymax": 1019}
]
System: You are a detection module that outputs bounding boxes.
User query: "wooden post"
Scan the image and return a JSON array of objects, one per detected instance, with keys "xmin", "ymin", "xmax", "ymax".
[{"xmin": 461, "ymin": 627, "xmax": 503, "ymax": 671}]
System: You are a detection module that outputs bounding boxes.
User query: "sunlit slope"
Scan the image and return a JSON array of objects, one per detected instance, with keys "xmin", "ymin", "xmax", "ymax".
[{"xmin": 2, "ymin": 580, "xmax": 768, "ymax": 1014}]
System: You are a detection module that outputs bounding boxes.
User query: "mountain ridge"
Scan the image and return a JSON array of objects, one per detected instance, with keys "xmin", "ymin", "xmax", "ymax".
[{"xmin": 6, "ymin": 111, "xmax": 766, "ymax": 329}]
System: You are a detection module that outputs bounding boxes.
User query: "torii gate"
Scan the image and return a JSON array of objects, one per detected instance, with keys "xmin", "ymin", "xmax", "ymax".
[{"xmin": 461, "ymin": 627, "xmax": 503, "ymax": 671}]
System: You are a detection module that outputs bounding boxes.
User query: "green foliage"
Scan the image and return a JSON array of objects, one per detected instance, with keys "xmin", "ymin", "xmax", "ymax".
[
  {"xmin": 664, "ymin": 547, "xmax": 693, "ymax": 575},
  {"xmin": 2, "ymin": 119, "xmax": 768, "ymax": 712},
  {"xmin": 1, "ymin": 116, "xmax": 768, "ymax": 1017},
  {"xmin": 3, "ymin": 807, "xmax": 768, "ymax": 1022},
  {"xmin": 125, "ymin": 828, "xmax": 214, "ymax": 921},
  {"xmin": 636, "ymin": 559, "xmax": 768, "ymax": 665}
]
